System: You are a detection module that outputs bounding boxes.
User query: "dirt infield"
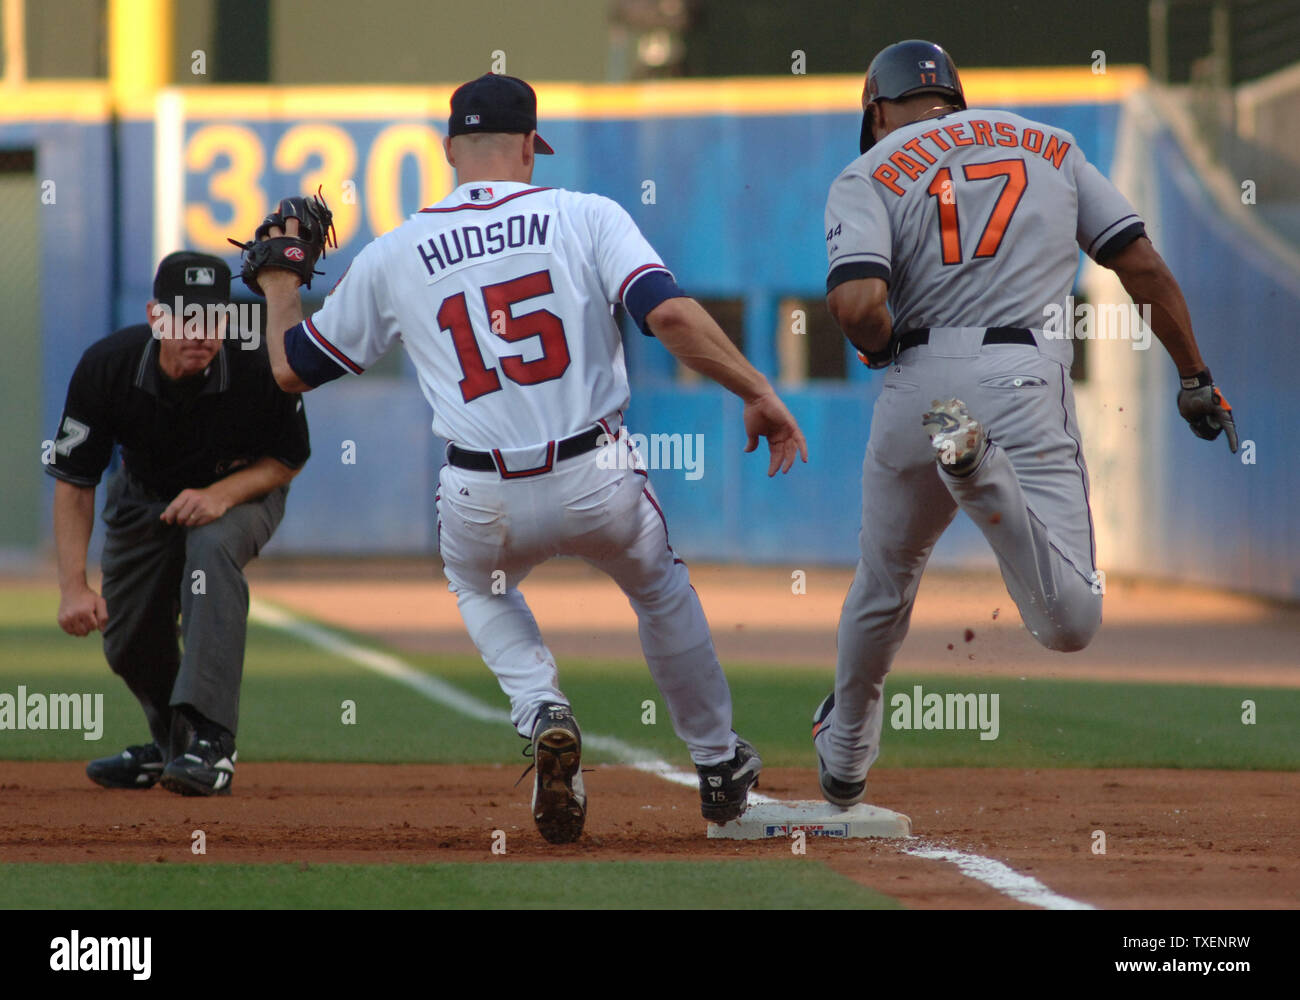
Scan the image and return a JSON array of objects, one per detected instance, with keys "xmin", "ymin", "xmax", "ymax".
[
  {"xmin": 7, "ymin": 561, "xmax": 1297, "ymax": 908},
  {"xmin": 242, "ymin": 559, "xmax": 1300, "ymax": 907},
  {"xmin": 2, "ymin": 762, "xmax": 1296, "ymax": 909}
]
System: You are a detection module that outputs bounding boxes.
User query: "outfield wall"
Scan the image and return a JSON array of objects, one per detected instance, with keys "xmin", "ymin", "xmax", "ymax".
[{"xmin": 11, "ymin": 70, "xmax": 1292, "ymax": 596}]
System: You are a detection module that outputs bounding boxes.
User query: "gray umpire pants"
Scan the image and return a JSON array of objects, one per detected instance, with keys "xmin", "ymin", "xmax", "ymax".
[
  {"xmin": 817, "ymin": 333, "xmax": 1103, "ymax": 785},
  {"xmin": 99, "ymin": 467, "xmax": 287, "ymax": 760}
]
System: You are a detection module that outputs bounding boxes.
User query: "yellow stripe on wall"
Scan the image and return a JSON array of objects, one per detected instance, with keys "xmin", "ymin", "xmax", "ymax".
[
  {"xmin": 0, "ymin": 66, "xmax": 1148, "ymax": 123},
  {"xmin": 0, "ymin": 82, "xmax": 112, "ymax": 121}
]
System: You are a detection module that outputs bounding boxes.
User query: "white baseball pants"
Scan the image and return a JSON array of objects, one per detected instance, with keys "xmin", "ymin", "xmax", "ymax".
[{"xmin": 436, "ymin": 428, "xmax": 737, "ymax": 766}]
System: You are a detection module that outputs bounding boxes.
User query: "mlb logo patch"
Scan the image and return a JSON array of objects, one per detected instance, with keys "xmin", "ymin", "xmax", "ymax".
[
  {"xmin": 185, "ymin": 266, "xmax": 215, "ymax": 286},
  {"xmin": 919, "ymin": 59, "xmax": 937, "ymax": 69},
  {"xmin": 469, "ymin": 186, "xmax": 494, "ymax": 201},
  {"xmin": 465, "ymin": 114, "xmax": 481, "ymax": 125}
]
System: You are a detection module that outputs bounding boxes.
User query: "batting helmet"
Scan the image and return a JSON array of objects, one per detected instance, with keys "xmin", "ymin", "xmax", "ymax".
[{"xmin": 859, "ymin": 40, "xmax": 966, "ymax": 154}]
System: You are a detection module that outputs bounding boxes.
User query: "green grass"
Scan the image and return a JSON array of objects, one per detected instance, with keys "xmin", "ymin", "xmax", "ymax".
[
  {"xmin": 0, "ymin": 860, "xmax": 900, "ymax": 909},
  {"xmin": 3, "ymin": 586, "xmax": 1296, "ymax": 770}
]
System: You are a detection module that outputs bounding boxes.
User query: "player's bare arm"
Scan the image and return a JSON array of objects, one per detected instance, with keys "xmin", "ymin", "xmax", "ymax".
[
  {"xmin": 1106, "ymin": 236, "xmax": 1238, "ymax": 452},
  {"xmin": 1106, "ymin": 236, "xmax": 1205, "ymax": 375},
  {"xmin": 827, "ymin": 276, "xmax": 891, "ymax": 357},
  {"xmin": 52, "ymin": 479, "xmax": 108, "ymax": 637},
  {"xmin": 160, "ymin": 455, "xmax": 300, "ymax": 528},
  {"xmin": 647, "ymin": 296, "xmax": 809, "ymax": 476},
  {"xmin": 263, "ymin": 267, "xmax": 312, "ymax": 394}
]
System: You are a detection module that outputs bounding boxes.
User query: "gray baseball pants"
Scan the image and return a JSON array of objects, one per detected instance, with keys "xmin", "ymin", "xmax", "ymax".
[
  {"xmin": 816, "ymin": 332, "xmax": 1102, "ymax": 784},
  {"xmin": 98, "ymin": 467, "xmax": 287, "ymax": 759}
]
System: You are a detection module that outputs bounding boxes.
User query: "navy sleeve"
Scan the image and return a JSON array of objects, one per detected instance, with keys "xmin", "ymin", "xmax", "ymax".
[
  {"xmin": 623, "ymin": 269, "xmax": 686, "ymax": 337},
  {"xmin": 284, "ymin": 321, "xmax": 349, "ymax": 388},
  {"xmin": 1093, "ymin": 221, "xmax": 1147, "ymax": 266}
]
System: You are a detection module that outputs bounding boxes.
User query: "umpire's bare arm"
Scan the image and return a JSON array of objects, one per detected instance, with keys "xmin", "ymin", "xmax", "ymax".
[
  {"xmin": 156, "ymin": 456, "xmax": 299, "ymax": 528},
  {"xmin": 53, "ymin": 452, "xmax": 298, "ymax": 636},
  {"xmin": 53, "ymin": 480, "xmax": 108, "ymax": 636}
]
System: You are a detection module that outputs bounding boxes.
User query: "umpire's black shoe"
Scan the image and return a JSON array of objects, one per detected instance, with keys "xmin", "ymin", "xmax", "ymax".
[
  {"xmin": 86, "ymin": 741, "xmax": 165, "ymax": 790},
  {"xmin": 160, "ymin": 732, "xmax": 237, "ymax": 797},
  {"xmin": 696, "ymin": 735, "xmax": 762, "ymax": 823},
  {"xmin": 812, "ymin": 693, "xmax": 867, "ymax": 808},
  {"xmin": 530, "ymin": 704, "xmax": 586, "ymax": 844}
]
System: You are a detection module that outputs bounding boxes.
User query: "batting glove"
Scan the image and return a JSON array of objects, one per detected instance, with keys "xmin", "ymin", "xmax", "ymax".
[
  {"xmin": 1177, "ymin": 369, "xmax": 1238, "ymax": 454},
  {"xmin": 856, "ymin": 348, "xmax": 893, "ymax": 370}
]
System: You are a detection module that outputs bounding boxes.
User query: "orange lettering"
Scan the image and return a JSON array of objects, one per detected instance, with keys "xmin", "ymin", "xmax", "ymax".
[
  {"xmin": 944, "ymin": 123, "xmax": 973, "ymax": 147},
  {"xmin": 902, "ymin": 137, "xmax": 937, "ymax": 165},
  {"xmin": 994, "ymin": 122, "xmax": 1018, "ymax": 147},
  {"xmin": 872, "ymin": 163, "xmax": 905, "ymax": 196},
  {"xmin": 1021, "ymin": 128, "xmax": 1043, "ymax": 153},
  {"xmin": 970, "ymin": 119, "xmax": 994, "ymax": 146},
  {"xmin": 921, "ymin": 128, "xmax": 952, "ymax": 152},
  {"xmin": 889, "ymin": 150, "xmax": 927, "ymax": 181},
  {"xmin": 1042, "ymin": 134, "xmax": 1070, "ymax": 169}
]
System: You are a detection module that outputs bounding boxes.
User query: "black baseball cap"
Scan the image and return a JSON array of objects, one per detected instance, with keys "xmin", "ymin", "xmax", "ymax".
[
  {"xmin": 152, "ymin": 251, "xmax": 231, "ymax": 304},
  {"xmin": 448, "ymin": 73, "xmax": 555, "ymax": 154}
]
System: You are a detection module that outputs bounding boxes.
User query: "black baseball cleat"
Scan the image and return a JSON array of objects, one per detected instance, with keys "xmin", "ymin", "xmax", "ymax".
[
  {"xmin": 86, "ymin": 741, "xmax": 165, "ymax": 790},
  {"xmin": 159, "ymin": 732, "xmax": 237, "ymax": 797},
  {"xmin": 530, "ymin": 704, "xmax": 586, "ymax": 844},
  {"xmin": 812, "ymin": 693, "xmax": 867, "ymax": 808},
  {"xmin": 696, "ymin": 736, "xmax": 762, "ymax": 823}
]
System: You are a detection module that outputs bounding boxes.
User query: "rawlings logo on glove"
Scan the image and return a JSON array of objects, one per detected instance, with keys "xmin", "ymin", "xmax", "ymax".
[{"xmin": 227, "ymin": 190, "xmax": 337, "ymax": 296}]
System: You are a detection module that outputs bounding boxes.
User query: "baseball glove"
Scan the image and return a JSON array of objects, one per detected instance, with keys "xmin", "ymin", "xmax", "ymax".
[
  {"xmin": 1177, "ymin": 369, "xmax": 1238, "ymax": 454},
  {"xmin": 227, "ymin": 190, "xmax": 337, "ymax": 296}
]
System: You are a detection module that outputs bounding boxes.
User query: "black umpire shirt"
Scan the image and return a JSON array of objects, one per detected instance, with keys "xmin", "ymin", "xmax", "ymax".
[{"xmin": 46, "ymin": 325, "xmax": 311, "ymax": 500}]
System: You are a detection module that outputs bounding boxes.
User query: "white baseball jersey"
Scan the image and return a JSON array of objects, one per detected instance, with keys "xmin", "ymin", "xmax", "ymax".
[
  {"xmin": 285, "ymin": 181, "xmax": 675, "ymax": 449},
  {"xmin": 825, "ymin": 108, "xmax": 1145, "ymax": 333}
]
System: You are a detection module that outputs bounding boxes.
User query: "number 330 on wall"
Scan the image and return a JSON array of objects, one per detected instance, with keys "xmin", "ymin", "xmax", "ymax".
[{"xmin": 183, "ymin": 122, "xmax": 452, "ymax": 254}]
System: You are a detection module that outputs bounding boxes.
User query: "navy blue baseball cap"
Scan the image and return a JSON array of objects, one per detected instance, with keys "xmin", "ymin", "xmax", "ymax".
[
  {"xmin": 449, "ymin": 73, "xmax": 555, "ymax": 154},
  {"xmin": 153, "ymin": 251, "xmax": 231, "ymax": 304}
]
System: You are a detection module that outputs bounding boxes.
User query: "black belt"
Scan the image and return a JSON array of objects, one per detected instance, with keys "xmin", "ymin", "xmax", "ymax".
[
  {"xmin": 895, "ymin": 327, "xmax": 1036, "ymax": 356},
  {"xmin": 447, "ymin": 424, "xmax": 608, "ymax": 476}
]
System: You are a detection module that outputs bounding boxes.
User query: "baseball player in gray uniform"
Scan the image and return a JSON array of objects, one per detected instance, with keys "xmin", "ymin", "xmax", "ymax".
[{"xmin": 812, "ymin": 41, "xmax": 1238, "ymax": 806}]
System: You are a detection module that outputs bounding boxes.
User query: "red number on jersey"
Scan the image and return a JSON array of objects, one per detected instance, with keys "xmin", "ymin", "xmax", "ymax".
[
  {"xmin": 482, "ymin": 270, "xmax": 571, "ymax": 386},
  {"xmin": 926, "ymin": 158, "xmax": 1028, "ymax": 265},
  {"xmin": 438, "ymin": 292, "xmax": 502, "ymax": 403},
  {"xmin": 438, "ymin": 269, "xmax": 571, "ymax": 404}
]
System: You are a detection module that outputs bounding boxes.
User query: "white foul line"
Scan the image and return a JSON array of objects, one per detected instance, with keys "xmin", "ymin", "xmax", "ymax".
[
  {"xmin": 903, "ymin": 847, "xmax": 1095, "ymax": 910},
  {"xmin": 250, "ymin": 600, "xmax": 772, "ymax": 802},
  {"xmin": 249, "ymin": 598, "xmax": 1091, "ymax": 908}
]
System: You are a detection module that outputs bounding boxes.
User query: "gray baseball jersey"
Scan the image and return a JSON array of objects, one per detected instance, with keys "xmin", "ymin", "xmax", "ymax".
[
  {"xmin": 815, "ymin": 106, "xmax": 1140, "ymax": 790},
  {"xmin": 824, "ymin": 108, "xmax": 1144, "ymax": 336}
]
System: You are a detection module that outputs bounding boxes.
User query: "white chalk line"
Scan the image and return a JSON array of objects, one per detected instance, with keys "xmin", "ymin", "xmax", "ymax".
[
  {"xmin": 249, "ymin": 598, "xmax": 1092, "ymax": 909},
  {"xmin": 902, "ymin": 846, "xmax": 1095, "ymax": 910},
  {"xmin": 250, "ymin": 600, "xmax": 772, "ymax": 800}
]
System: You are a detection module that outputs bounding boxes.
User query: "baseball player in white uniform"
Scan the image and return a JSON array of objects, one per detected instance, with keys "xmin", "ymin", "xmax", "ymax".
[
  {"xmin": 812, "ymin": 41, "xmax": 1238, "ymax": 807},
  {"xmin": 250, "ymin": 74, "xmax": 807, "ymax": 843}
]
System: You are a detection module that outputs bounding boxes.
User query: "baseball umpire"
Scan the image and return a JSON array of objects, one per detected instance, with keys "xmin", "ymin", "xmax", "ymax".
[
  {"xmin": 48, "ymin": 251, "xmax": 311, "ymax": 796},
  {"xmin": 233, "ymin": 73, "xmax": 806, "ymax": 843},
  {"xmin": 812, "ymin": 41, "xmax": 1238, "ymax": 806}
]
